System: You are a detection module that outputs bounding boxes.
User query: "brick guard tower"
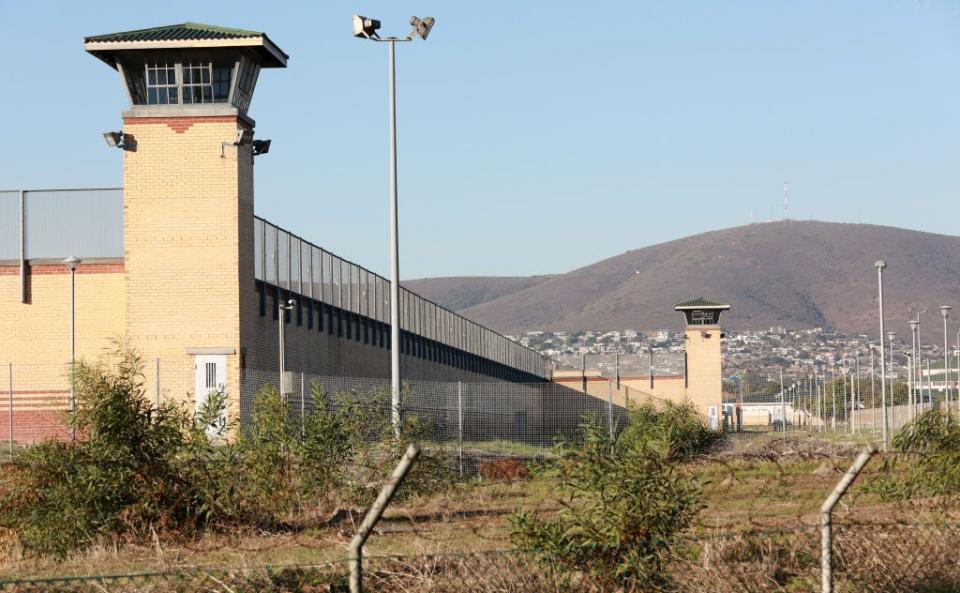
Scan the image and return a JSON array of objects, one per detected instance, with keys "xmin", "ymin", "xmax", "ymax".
[
  {"xmin": 84, "ymin": 23, "xmax": 288, "ymax": 423},
  {"xmin": 675, "ymin": 298, "xmax": 730, "ymax": 429}
]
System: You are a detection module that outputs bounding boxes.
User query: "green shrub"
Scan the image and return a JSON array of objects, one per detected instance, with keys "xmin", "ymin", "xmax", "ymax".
[
  {"xmin": 509, "ymin": 418, "xmax": 701, "ymax": 589},
  {"xmin": 0, "ymin": 348, "xmax": 199, "ymax": 557},
  {"xmin": 874, "ymin": 409, "xmax": 960, "ymax": 502},
  {"xmin": 620, "ymin": 399, "xmax": 719, "ymax": 460},
  {"xmin": 0, "ymin": 348, "xmax": 455, "ymax": 558}
]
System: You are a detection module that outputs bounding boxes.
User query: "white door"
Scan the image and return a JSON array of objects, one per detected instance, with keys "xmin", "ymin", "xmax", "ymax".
[{"xmin": 194, "ymin": 355, "xmax": 227, "ymax": 437}]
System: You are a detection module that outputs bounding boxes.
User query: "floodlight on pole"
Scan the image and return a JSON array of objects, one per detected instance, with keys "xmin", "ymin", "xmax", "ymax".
[
  {"xmin": 875, "ymin": 260, "xmax": 888, "ymax": 448},
  {"xmin": 353, "ymin": 14, "xmax": 436, "ymax": 439}
]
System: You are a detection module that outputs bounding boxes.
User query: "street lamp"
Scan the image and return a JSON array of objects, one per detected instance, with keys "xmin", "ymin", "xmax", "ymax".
[
  {"xmin": 910, "ymin": 319, "xmax": 919, "ymax": 417},
  {"xmin": 353, "ymin": 14, "xmax": 435, "ymax": 438},
  {"xmin": 940, "ymin": 305, "xmax": 951, "ymax": 414},
  {"xmin": 278, "ymin": 299, "xmax": 295, "ymax": 399},
  {"xmin": 63, "ymin": 255, "xmax": 81, "ymax": 441},
  {"xmin": 875, "ymin": 260, "xmax": 888, "ymax": 448}
]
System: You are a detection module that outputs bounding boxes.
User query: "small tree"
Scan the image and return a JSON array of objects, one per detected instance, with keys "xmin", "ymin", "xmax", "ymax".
[{"xmin": 510, "ymin": 418, "xmax": 701, "ymax": 589}]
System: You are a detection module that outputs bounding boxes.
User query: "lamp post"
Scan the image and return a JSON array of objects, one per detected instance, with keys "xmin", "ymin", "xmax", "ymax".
[
  {"xmin": 63, "ymin": 255, "xmax": 81, "ymax": 442},
  {"xmin": 910, "ymin": 319, "xmax": 919, "ymax": 418},
  {"xmin": 875, "ymin": 260, "xmax": 888, "ymax": 448},
  {"xmin": 888, "ymin": 331, "xmax": 896, "ymax": 430},
  {"xmin": 278, "ymin": 299, "xmax": 294, "ymax": 400},
  {"xmin": 353, "ymin": 14, "xmax": 435, "ymax": 438},
  {"xmin": 940, "ymin": 306, "xmax": 951, "ymax": 415}
]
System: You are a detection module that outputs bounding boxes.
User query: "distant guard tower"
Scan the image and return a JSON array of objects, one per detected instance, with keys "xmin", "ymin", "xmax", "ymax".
[
  {"xmin": 84, "ymin": 23, "xmax": 288, "ymax": 417},
  {"xmin": 675, "ymin": 298, "xmax": 730, "ymax": 429}
]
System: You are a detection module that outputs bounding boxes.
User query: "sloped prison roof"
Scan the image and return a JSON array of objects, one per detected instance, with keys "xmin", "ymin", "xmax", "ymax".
[
  {"xmin": 84, "ymin": 22, "xmax": 288, "ymax": 68},
  {"xmin": 674, "ymin": 298, "xmax": 731, "ymax": 310}
]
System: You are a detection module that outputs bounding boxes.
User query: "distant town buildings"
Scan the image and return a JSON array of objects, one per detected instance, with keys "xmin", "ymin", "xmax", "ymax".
[{"xmin": 522, "ymin": 327, "xmax": 951, "ymax": 376}]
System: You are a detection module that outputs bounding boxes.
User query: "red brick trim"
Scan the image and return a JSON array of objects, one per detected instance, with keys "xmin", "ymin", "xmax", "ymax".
[
  {"xmin": 0, "ymin": 262, "xmax": 124, "ymax": 276},
  {"xmin": 123, "ymin": 115, "xmax": 248, "ymax": 134}
]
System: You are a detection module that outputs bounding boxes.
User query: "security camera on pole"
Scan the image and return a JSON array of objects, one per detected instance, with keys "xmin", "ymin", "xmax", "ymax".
[{"xmin": 353, "ymin": 14, "xmax": 435, "ymax": 438}]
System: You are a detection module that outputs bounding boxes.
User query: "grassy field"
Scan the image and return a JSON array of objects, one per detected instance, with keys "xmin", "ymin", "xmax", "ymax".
[{"xmin": 0, "ymin": 433, "xmax": 920, "ymax": 584}]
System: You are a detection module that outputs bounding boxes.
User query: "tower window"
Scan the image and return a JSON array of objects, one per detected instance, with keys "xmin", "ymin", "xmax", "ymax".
[
  {"xmin": 146, "ymin": 62, "xmax": 178, "ymax": 105},
  {"xmin": 182, "ymin": 62, "xmax": 231, "ymax": 104},
  {"xmin": 145, "ymin": 61, "xmax": 231, "ymax": 106}
]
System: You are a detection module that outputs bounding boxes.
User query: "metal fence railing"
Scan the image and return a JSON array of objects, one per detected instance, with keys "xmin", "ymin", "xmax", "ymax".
[
  {"xmin": 550, "ymin": 351, "xmax": 685, "ymax": 378},
  {"xmin": 0, "ymin": 188, "xmax": 123, "ymax": 262},
  {"xmin": 254, "ymin": 216, "xmax": 546, "ymax": 379},
  {"xmin": 239, "ymin": 368, "xmax": 632, "ymax": 468}
]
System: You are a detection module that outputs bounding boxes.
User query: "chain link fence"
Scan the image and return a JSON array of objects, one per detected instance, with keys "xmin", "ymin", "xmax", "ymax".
[
  {"xmin": 3, "ymin": 522, "xmax": 960, "ymax": 592},
  {"xmin": 239, "ymin": 368, "xmax": 633, "ymax": 476}
]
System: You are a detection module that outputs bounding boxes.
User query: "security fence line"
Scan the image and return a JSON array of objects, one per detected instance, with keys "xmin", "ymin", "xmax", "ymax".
[
  {"xmin": 0, "ymin": 188, "xmax": 545, "ymax": 378},
  {"xmin": 5, "ymin": 359, "xmax": 948, "ymax": 462},
  {"xmin": 550, "ymin": 350, "xmax": 687, "ymax": 380},
  {"xmin": 0, "ymin": 188, "xmax": 124, "ymax": 304},
  {"xmin": 254, "ymin": 216, "xmax": 546, "ymax": 378},
  {"xmin": 239, "ymin": 368, "xmax": 635, "ymax": 473}
]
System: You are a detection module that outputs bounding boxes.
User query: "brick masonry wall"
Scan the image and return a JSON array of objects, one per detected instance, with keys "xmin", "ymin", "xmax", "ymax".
[
  {"xmin": 244, "ymin": 290, "xmax": 510, "ymax": 384},
  {"xmin": 0, "ymin": 263, "xmax": 125, "ymax": 376},
  {"xmin": 122, "ymin": 115, "xmax": 249, "ymax": 417},
  {"xmin": 551, "ymin": 329, "xmax": 723, "ymax": 419}
]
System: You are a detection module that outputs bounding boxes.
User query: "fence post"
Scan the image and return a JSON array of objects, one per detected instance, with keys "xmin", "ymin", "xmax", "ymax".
[
  {"xmin": 349, "ymin": 444, "xmax": 421, "ymax": 593},
  {"xmin": 7, "ymin": 363, "xmax": 12, "ymax": 459},
  {"xmin": 477, "ymin": 383, "xmax": 482, "ymax": 478},
  {"xmin": 780, "ymin": 368, "xmax": 786, "ymax": 438},
  {"xmin": 820, "ymin": 444, "xmax": 877, "ymax": 593},
  {"xmin": 457, "ymin": 381, "xmax": 463, "ymax": 478},
  {"xmin": 300, "ymin": 371, "xmax": 306, "ymax": 438},
  {"xmin": 607, "ymin": 379, "xmax": 614, "ymax": 440}
]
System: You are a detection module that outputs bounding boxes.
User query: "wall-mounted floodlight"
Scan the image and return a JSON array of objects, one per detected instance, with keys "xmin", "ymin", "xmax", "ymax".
[
  {"xmin": 408, "ymin": 16, "xmax": 435, "ymax": 40},
  {"xmin": 103, "ymin": 131, "xmax": 124, "ymax": 149},
  {"xmin": 222, "ymin": 129, "xmax": 255, "ymax": 157},
  {"xmin": 234, "ymin": 129, "xmax": 255, "ymax": 145},
  {"xmin": 252, "ymin": 139, "xmax": 271, "ymax": 156},
  {"xmin": 353, "ymin": 15, "xmax": 381, "ymax": 39}
]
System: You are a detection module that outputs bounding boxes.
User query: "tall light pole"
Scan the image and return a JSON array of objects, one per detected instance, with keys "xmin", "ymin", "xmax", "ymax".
[
  {"xmin": 353, "ymin": 14, "xmax": 435, "ymax": 438},
  {"xmin": 940, "ymin": 305, "xmax": 951, "ymax": 415},
  {"xmin": 876, "ymin": 260, "xmax": 888, "ymax": 448},
  {"xmin": 64, "ymin": 255, "xmax": 81, "ymax": 442},
  {"xmin": 910, "ymin": 319, "xmax": 919, "ymax": 418},
  {"xmin": 278, "ymin": 299, "xmax": 294, "ymax": 399}
]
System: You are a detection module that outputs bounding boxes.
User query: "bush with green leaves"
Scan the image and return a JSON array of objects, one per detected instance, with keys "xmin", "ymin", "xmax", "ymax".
[
  {"xmin": 509, "ymin": 417, "xmax": 701, "ymax": 589},
  {"xmin": 619, "ymin": 398, "xmax": 720, "ymax": 460},
  {"xmin": 0, "ymin": 349, "xmax": 202, "ymax": 557},
  {"xmin": 873, "ymin": 409, "xmax": 960, "ymax": 502},
  {"xmin": 0, "ymin": 347, "xmax": 454, "ymax": 558}
]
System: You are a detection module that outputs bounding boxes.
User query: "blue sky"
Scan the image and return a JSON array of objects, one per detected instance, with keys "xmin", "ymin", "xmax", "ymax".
[{"xmin": 1, "ymin": 1, "xmax": 958, "ymax": 278}]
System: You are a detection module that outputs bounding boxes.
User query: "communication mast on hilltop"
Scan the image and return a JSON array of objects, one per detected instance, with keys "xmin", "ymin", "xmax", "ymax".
[{"xmin": 783, "ymin": 180, "xmax": 789, "ymax": 221}]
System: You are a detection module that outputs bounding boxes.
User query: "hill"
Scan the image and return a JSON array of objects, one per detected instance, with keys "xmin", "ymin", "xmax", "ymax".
[
  {"xmin": 406, "ymin": 221, "xmax": 960, "ymax": 335},
  {"xmin": 403, "ymin": 275, "xmax": 554, "ymax": 311}
]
